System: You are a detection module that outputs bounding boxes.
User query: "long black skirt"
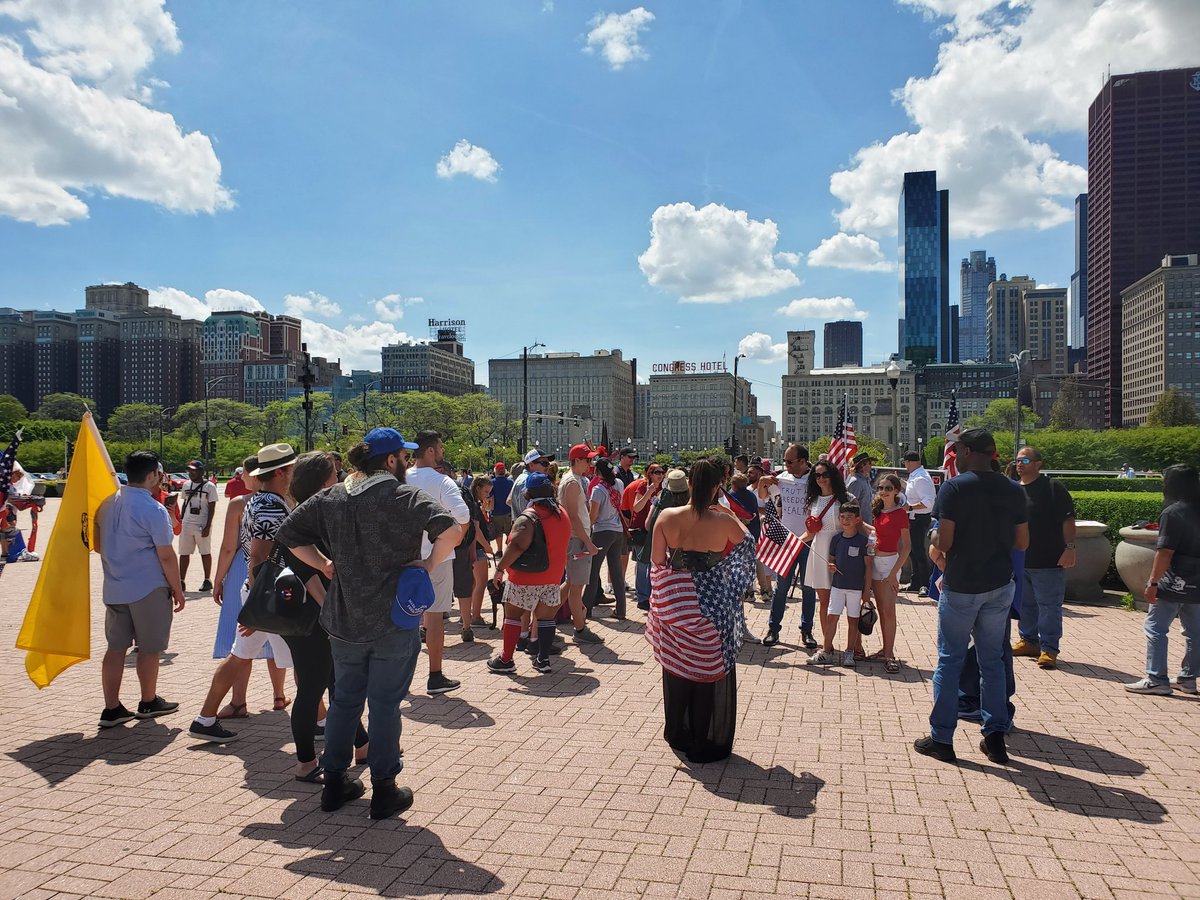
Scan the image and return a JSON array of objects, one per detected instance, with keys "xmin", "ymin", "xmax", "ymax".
[{"xmin": 662, "ymin": 667, "xmax": 736, "ymax": 764}]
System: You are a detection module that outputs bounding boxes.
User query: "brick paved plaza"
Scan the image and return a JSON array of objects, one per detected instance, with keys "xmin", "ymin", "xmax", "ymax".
[{"xmin": 2, "ymin": 499, "xmax": 1199, "ymax": 899}]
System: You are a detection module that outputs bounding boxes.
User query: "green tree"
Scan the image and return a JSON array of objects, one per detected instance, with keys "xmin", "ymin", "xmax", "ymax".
[
  {"xmin": 965, "ymin": 398, "xmax": 1040, "ymax": 433},
  {"xmin": 173, "ymin": 399, "xmax": 264, "ymax": 440},
  {"xmin": 0, "ymin": 393, "xmax": 28, "ymax": 425},
  {"xmin": 34, "ymin": 392, "xmax": 95, "ymax": 421},
  {"xmin": 106, "ymin": 403, "xmax": 166, "ymax": 442},
  {"xmin": 1048, "ymin": 377, "xmax": 1086, "ymax": 431},
  {"xmin": 1146, "ymin": 387, "xmax": 1198, "ymax": 428},
  {"xmin": 808, "ymin": 434, "xmax": 892, "ymax": 465}
]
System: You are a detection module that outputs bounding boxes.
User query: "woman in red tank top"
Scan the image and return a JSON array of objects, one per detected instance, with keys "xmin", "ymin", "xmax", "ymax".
[{"xmin": 868, "ymin": 473, "xmax": 910, "ymax": 673}]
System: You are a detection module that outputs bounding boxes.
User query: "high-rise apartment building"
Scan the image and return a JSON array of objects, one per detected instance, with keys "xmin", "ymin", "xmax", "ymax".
[
  {"xmin": 1069, "ymin": 194, "xmax": 1088, "ymax": 352},
  {"xmin": 1022, "ymin": 287, "xmax": 1068, "ymax": 375},
  {"xmin": 898, "ymin": 171, "xmax": 950, "ymax": 367},
  {"xmin": 85, "ymin": 282, "xmax": 149, "ymax": 315},
  {"xmin": 75, "ymin": 309, "xmax": 123, "ymax": 417},
  {"xmin": 381, "ymin": 338, "xmax": 475, "ymax": 396},
  {"xmin": 0, "ymin": 309, "xmax": 35, "ymax": 410},
  {"xmin": 649, "ymin": 373, "xmax": 757, "ymax": 453},
  {"xmin": 959, "ymin": 251, "xmax": 995, "ymax": 362},
  {"xmin": 267, "ymin": 315, "xmax": 303, "ymax": 358},
  {"xmin": 201, "ymin": 311, "xmax": 266, "ymax": 403},
  {"xmin": 786, "ymin": 330, "xmax": 815, "ymax": 375},
  {"xmin": 986, "ymin": 275, "xmax": 1036, "ymax": 364},
  {"xmin": 120, "ymin": 307, "xmax": 202, "ymax": 407},
  {"xmin": 1121, "ymin": 254, "xmax": 1200, "ymax": 426},
  {"xmin": 782, "ymin": 364, "xmax": 916, "ymax": 450},
  {"xmin": 488, "ymin": 350, "xmax": 634, "ymax": 457},
  {"xmin": 1087, "ymin": 68, "xmax": 1200, "ymax": 425},
  {"xmin": 823, "ymin": 320, "xmax": 863, "ymax": 367},
  {"xmin": 33, "ymin": 311, "xmax": 78, "ymax": 407}
]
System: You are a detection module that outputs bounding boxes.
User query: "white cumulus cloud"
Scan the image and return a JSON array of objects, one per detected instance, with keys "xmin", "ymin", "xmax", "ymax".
[
  {"xmin": 372, "ymin": 293, "xmax": 423, "ymax": 322},
  {"xmin": 827, "ymin": 0, "xmax": 1200, "ymax": 239},
  {"xmin": 776, "ymin": 297, "xmax": 869, "ymax": 321},
  {"xmin": 148, "ymin": 287, "xmax": 264, "ymax": 320},
  {"xmin": 807, "ymin": 233, "xmax": 895, "ymax": 272},
  {"xmin": 436, "ymin": 139, "xmax": 501, "ymax": 182},
  {"xmin": 738, "ymin": 332, "xmax": 787, "ymax": 364},
  {"xmin": 204, "ymin": 288, "xmax": 264, "ymax": 312},
  {"xmin": 284, "ymin": 291, "xmax": 342, "ymax": 319},
  {"xmin": 0, "ymin": 0, "xmax": 232, "ymax": 225},
  {"xmin": 301, "ymin": 320, "xmax": 416, "ymax": 372},
  {"xmin": 584, "ymin": 7, "xmax": 654, "ymax": 70},
  {"xmin": 638, "ymin": 202, "xmax": 801, "ymax": 303}
]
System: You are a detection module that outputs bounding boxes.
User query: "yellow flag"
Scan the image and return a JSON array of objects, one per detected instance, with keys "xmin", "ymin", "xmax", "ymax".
[{"xmin": 16, "ymin": 413, "xmax": 118, "ymax": 688}]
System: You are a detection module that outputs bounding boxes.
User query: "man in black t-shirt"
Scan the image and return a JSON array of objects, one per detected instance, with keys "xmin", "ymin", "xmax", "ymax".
[
  {"xmin": 914, "ymin": 429, "xmax": 1028, "ymax": 766},
  {"xmin": 1012, "ymin": 446, "xmax": 1076, "ymax": 670}
]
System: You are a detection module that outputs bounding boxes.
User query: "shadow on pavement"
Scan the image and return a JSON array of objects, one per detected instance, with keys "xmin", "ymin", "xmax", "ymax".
[
  {"xmin": 679, "ymin": 754, "xmax": 825, "ymax": 819},
  {"xmin": 506, "ymin": 659, "xmax": 602, "ymax": 697},
  {"xmin": 1008, "ymin": 729, "xmax": 1148, "ymax": 776},
  {"xmin": 403, "ymin": 695, "xmax": 496, "ymax": 730},
  {"xmin": 8, "ymin": 722, "xmax": 181, "ymax": 786},
  {"xmin": 241, "ymin": 802, "xmax": 504, "ymax": 896},
  {"xmin": 958, "ymin": 758, "xmax": 1167, "ymax": 823},
  {"xmin": 1054, "ymin": 659, "xmax": 1141, "ymax": 683},
  {"xmin": 573, "ymin": 642, "xmax": 641, "ymax": 666}
]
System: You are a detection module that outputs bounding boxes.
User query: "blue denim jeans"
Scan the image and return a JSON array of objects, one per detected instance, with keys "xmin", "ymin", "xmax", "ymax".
[
  {"xmin": 636, "ymin": 560, "xmax": 651, "ymax": 608},
  {"xmin": 930, "ymin": 582, "xmax": 1014, "ymax": 743},
  {"xmin": 321, "ymin": 626, "xmax": 421, "ymax": 780},
  {"xmin": 1144, "ymin": 599, "xmax": 1200, "ymax": 686},
  {"xmin": 958, "ymin": 618, "xmax": 1016, "ymax": 729},
  {"xmin": 769, "ymin": 543, "xmax": 816, "ymax": 634},
  {"xmin": 1018, "ymin": 567, "xmax": 1065, "ymax": 654}
]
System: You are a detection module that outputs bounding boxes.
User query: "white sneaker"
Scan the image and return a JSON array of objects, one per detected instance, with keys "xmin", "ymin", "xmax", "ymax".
[
  {"xmin": 842, "ymin": 650, "xmax": 856, "ymax": 667},
  {"xmin": 1124, "ymin": 678, "xmax": 1171, "ymax": 695},
  {"xmin": 18, "ymin": 550, "xmax": 39, "ymax": 561},
  {"xmin": 806, "ymin": 650, "xmax": 837, "ymax": 666}
]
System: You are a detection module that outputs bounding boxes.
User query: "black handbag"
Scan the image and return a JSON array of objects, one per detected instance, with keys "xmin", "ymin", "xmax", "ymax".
[
  {"xmin": 858, "ymin": 598, "xmax": 878, "ymax": 635},
  {"xmin": 237, "ymin": 546, "xmax": 321, "ymax": 637}
]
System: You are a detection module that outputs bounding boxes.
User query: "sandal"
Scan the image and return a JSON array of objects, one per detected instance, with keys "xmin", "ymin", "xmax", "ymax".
[
  {"xmin": 885, "ymin": 658, "xmax": 901, "ymax": 674},
  {"xmin": 216, "ymin": 702, "xmax": 248, "ymax": 719},
  {"xmin": 867, "ymin": 649, "xmax": 887, "ymax": 660},
  {"xmin": 273, "ymin": 695, "xmax": 291, "ymax": 711},
  {"xmin": 294, "ymin": 765, "xmax": 324, "ymax": 784}
]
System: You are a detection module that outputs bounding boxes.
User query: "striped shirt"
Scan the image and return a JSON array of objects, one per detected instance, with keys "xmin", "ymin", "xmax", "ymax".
[{"xmin": 645, "ymin": 537, "xmax": 755, "ymax": 682}]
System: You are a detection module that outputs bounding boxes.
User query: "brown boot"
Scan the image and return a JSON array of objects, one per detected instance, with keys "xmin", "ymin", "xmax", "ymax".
[
  {"xmin": 1037, "ymin": 650, "xmax": 1058, "ymax": 669},
  {"xmin": 1012, "ymin": 639, "xmax": 1040, "ymax": 658}
]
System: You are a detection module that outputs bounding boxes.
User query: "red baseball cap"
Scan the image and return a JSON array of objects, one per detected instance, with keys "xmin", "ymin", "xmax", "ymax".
[
  {"xmin": 494, "ymin": 462, "xmax": 506, "ymax": 473},
  {"xmin": 568, "ymin": 443, "xmax": 599, "ymax": 461}
]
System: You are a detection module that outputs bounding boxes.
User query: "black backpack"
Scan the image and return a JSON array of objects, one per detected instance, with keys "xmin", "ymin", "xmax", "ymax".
[{"xmin": 510, "ymin": 506, "xmax": 550, "ymax": 573}]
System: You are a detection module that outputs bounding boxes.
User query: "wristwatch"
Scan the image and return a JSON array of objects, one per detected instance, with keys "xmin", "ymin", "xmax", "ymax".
[{"xmin": 1065, "ymin": 542, "xmax": 1076, "ymax": 549}]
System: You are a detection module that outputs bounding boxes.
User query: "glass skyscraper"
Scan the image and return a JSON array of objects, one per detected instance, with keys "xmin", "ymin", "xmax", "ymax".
[
  {"xmin": 959, "ymin": 250, "xmax": 995, "ymax": 362},
  {"xmin": 898, "ymin": 171, "xmax": 950, "ymax": 367}
]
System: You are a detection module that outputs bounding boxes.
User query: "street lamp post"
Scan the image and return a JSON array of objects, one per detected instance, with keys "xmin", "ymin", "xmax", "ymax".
[
  {"xmin": 360, "ymin": 379, "xmax": 382, "ymax": 428},
  {"xmin": 520, "ymin": 342, "xmax": 545, "ymax": 455},
  {"xmin": 203, "ymin": 375, "xmax": 232, "ymax": 470},
  {"xmin": 731, "ymin": 353, "xmax": 746, "ymax": 458},
  {"xmin": 1010, "ymin": 350, "xmax": 1031, "ymax": 458},
  {"xmin": 299, "ymin": 343, "xmax": 317, "ymax": 452},
  {"xmin": 158, "ymin": 406, "xmax": 176, "ymax": 460},
  {"xmin": 886, "ymin": 361, "xmax": 901, "ymax": 465}
]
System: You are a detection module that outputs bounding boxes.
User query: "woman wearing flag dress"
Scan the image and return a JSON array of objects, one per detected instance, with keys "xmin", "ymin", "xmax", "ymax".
[{"xmin": 647, "ymin": 459, "xmax": 755, "ymax": 764}]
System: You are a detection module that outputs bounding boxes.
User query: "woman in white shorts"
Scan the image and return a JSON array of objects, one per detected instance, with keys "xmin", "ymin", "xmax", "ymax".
[{"xmin": 867, "ymin": 474, "xmax": 911, "ymax": 674}]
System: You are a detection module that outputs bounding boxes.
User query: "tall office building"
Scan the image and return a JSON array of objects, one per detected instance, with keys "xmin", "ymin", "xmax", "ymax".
[
  {"xmin": 120, "ymin": 307, "xmax": 202, "ymax": 407},
  {"xmin": 1087, "ymin": 67, "xmax": 1200, "ymax": 425},
  {"xmin": 649, "ymin": 372, "xmax": 758, "ymax": 453},
  {"xmin": 85, "ymin": 282, "xmax": 149, "ymax": 315},
  {"xmin": 381, "ymin": 338, "xmax": 475, "ymax": 396},
  {"xmin": 987, "ymin": 275, "xmax": 1036, "ymax": 364},
  {"xmin": 1069, "ymin": 194, "xmax": 1088, "ymax": 351},
  {"xmin": 75, "ymin": 309, "xmax": 123, "ymax": 417},
  {"xmin": 1121, "ymin": 254, "xmax": 1200, "ymax": 425},
  {"xmin": 0, "ymin": 309, "xmax": 35, "ymax": 410},
  {"xmin": 202, "ymin": 311, "xmax": 266, "ymax": 403},
  {"xmin": 786, "ymin": 330, "xmax": 816, "ymax": 375},
  {"xmin": 782, "ymin": 364, "xmax": 916, "ymax": 449},
  {"xmin": 823, "ymin": 320, "xmax": 863, "ymax": 367},
  {"xmin": 1022, "ymin": 287, "xmax": 1068, "ymax": 375},
  {"xmin": 959, "ymin": 250, "xmax": 996, "ymax": 362},
  {"xmin": 898, "ymin": 171, "xmax": 950, "ymax": 367},
  {"xmin": 488, "ymin": 349, "xmax": 634, "ymax": 457},
  {"xmin": 33, "ymin": 311, "xmax": 78, "ymax": 407}
]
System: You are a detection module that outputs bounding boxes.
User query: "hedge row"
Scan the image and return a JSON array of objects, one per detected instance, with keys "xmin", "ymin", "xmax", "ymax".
[
  {"xmin": 925, "ymin": 425, "xmax": 1200, "ymax": 470},
  {"xmin": 1054, "ymin": 476, "xmax": 1163, "ymax": 493},
  {"xmin": 1072, "ymin": 490, "xmax": 1164, "ymax": 586}
]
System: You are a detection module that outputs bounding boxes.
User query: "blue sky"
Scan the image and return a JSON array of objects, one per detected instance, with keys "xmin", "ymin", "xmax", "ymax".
[{"xmin": 1, "ymin": 0, "xmax": 1197, "ymax": 423}]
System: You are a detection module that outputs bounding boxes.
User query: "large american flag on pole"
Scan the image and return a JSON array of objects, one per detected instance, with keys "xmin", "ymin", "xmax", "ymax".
[
  {"xmin": 756, "ymin": 500, "xmax": 804, "ymax": 578},
  {"xmin": 828, "ymin": 393, "xmax": 856, "ymax": 474},
  {"xmin": 942, "ymin": 392, "xmax": 961, "ymax": 478}
]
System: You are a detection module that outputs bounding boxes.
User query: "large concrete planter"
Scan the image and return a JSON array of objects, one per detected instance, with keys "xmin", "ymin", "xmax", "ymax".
[
  {"xmin": 1116, "ymin": 525, "xmax": 1159, "ymax": 600},
  {"xmin": 1065, "ymin": 520, "xmax": 1113, "ymax": 603}
]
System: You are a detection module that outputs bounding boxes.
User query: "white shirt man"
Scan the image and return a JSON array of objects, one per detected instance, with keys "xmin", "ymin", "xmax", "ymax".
[
  {"xmin": 177, "ymin": 461, "xmax": 218, "ymax": 591},
  {"xmin": 902, "ymin": 451, "xmax": 936, "ymax": 596}
]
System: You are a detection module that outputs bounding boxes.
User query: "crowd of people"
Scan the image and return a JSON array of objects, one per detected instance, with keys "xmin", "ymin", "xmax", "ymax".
[{"xmin": 5, "ymin": 419, "xmax": 1198, "ymax": 817}]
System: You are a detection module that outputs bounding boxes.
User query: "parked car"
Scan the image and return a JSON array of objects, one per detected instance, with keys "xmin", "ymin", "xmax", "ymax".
[{"xmin": 168, "ymin": 473, "xmax": 189, "ymax": 491}]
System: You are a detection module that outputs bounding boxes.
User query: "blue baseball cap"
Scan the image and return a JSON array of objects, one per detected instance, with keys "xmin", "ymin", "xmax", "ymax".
[
  {"xmin": 364, "ymin": 427, "xmax": 418, "ymax": 455},
  {"xmin": 525, "ymin": 472, "xmax": 552, "ymax": 494},
  {"xmin": 391, "ymin": 565, "xmax": 436, "ymax": 628}
]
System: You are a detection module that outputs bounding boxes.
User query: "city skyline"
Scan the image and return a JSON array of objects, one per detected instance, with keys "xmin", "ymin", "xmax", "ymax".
[{"xmin": 1, "ymin": 3, "xmax": 1198, "ymax": 426}]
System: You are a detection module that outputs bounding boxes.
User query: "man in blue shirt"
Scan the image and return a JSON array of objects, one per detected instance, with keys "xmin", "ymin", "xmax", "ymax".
[
  {"xmin": 490, "ymin": 462, "xmax": 514, "ymax": 552},
  {"xmin": 94, "ymin": 450, "xmax": 187, "ymax": 728}
]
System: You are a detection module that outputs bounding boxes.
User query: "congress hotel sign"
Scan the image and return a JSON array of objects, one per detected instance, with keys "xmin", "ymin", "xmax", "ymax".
[{"xmin": 652, "ymin": 359, "xmax": 729, "ymax": 374}]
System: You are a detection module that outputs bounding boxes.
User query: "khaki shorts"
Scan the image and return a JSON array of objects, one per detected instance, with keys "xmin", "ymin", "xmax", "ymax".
[
  {"xmin": 428, "ymin": 559, "xmax": 456, "ymax": 614},
  {"xmin": 178, "ymin": 526, "xmax": 211, "ymax": 555},
  {"xmin": 503, "ymin": 581, "xmax": 562, "ymax": 613},
  {"xmin": 491, "ymin": 514, "xmax": 513, "ymax": 536},
  {"xmin": 105, "ymin": 587, "xmax": 174, "ymax": 654},
  {"xmin": 566, "ymin": 537, "xmax": 591, "ymax": 586}
]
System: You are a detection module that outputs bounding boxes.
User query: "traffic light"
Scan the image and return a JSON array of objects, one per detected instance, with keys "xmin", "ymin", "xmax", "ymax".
[
  {"xmin": 558, "ymin": 411, "xmax": 565, "ymax": 425},
  {"xmin": 573, "ymin": 417, "xmax": 580, "ymax": 427},
  {"xmin": 536, "ymin": 408, "xmax": 542, "ymax": 418},
  {"xmin": 342, "ymin": 424, "xmax": 349, "ymax": 436},
  {"xmin": 210, "ymin": 439, "xmax": 218, "ymax": 459},
  {"xmin": 321, "ymin": 422, "xmax": 328, "ymax": 434}
]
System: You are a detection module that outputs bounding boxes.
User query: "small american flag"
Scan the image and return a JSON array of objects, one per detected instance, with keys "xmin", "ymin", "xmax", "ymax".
[
  {"xmin": 756, "ymin": 500, "xmax": 804, "ymax": 578},
  {"xmin": 828, "ymin": 394, "xmax": 856, "ymax": 474},
  {"xmin": 943, "ymin": 392, "xmax": 961, "ymax": 478}
]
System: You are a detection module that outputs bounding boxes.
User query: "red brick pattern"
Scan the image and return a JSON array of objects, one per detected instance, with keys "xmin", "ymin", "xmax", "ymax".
[{"xmin": 2, "ymin": 500, "xmax": 1199, "ymax": 898}]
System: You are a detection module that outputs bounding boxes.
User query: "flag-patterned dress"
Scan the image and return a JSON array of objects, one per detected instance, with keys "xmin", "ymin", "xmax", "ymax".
[{"xmin": 646, "ymin": 537, "xmax": 755, "ymax": 682}]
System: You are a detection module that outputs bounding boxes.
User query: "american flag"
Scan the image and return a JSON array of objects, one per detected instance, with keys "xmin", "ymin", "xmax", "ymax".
[
  {"xmin": 943, "ymin": 392, "xmax": 961, "ymax": 478},
  {"xmin": 828, "ymin": 394, "xmax": 856, "ymax": 474},
  {"xmin": 756, "ymin": 500, "xmax": 804, "ymax": 578}
]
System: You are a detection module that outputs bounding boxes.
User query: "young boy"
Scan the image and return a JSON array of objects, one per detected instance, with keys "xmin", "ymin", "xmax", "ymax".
[{"xmin": 809, "ymin": 503, "xmax": 870, "ymax": 667}]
